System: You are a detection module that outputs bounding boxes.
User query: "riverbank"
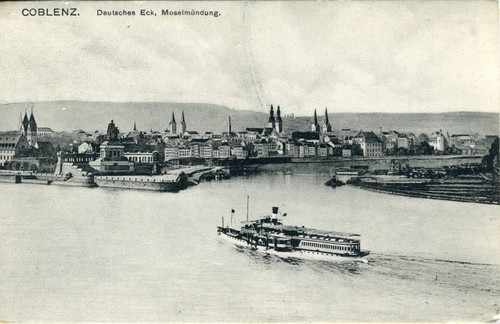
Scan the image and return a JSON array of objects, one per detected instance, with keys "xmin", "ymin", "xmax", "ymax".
[
  {"xmin": 346, "ymin": 175, "xmax": 499, "ymax": 205},
  {"xmin": 228, "ymin": 155, "xmax": 483, "ymax": 174}
]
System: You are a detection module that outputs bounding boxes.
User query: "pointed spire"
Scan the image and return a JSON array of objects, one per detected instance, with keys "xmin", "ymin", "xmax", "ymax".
[
  {"xmin": 133, "ymin": 121, "xmax": 137, "ymax": 131},
  {"xmin": 311, "ymin": 109, "xmax": 320, "ymax": 133},
  {"xmin": 276, "ymin": 106, "xmax": 283, "ymax": 133},
  {"xmin": 228, "ymin": 116, "xmax": 232, "ymax": 134},
  {"xmin": 268, "ymin": 104, "xmax": 275, "ymax": 126},
  {"xmin": 28, "ymin": 105, "xmax": 36, "ymax": 132},
  {"xmin": 22, "ymin": 107, "xmax": 29, "ymax": 134},
  {"xmin": 322, "ymin": 108, "xmax": 332, "ymax": 133},
  {"xmin": 169, "ymin": 111, "xmax": 177, "ymax": 134},
  {"xmin": 179, "ymin": 110, "xmax": 187, "ymax": 134}
]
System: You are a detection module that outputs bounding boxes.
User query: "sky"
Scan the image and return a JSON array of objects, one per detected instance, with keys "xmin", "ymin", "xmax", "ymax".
[{"xmin": 0, "ymin": 1, "xmax": 498, "ymax": 115}]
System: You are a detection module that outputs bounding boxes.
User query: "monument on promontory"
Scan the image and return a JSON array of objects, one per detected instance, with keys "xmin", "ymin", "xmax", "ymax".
[{"xmin": 89, "ymin": 120, "xmax": 134, "ymax": 173}]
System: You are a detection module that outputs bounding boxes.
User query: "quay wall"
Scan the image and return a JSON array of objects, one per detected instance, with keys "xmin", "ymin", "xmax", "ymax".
[
  {"xmin": 94, "ymin": 175, "xmax": 185, "ymax": 192},
  {"xmin": 0, "ymin": 174, "xmax": 20, "ymax": 183},
  {"xmin": 244, "ymin": 155, "xmax": 483, "ymax": 174}
]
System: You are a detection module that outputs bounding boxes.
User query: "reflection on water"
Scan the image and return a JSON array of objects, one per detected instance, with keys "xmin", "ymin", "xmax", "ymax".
[{"xmin": 0, "ymin": 173, "xmax": 499, "ymax": 322}]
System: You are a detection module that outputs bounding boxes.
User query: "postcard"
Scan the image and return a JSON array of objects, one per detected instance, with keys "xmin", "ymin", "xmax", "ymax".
[{"xmin": 0, "ymin": 1, "xmax": 499, "ymax": 322}]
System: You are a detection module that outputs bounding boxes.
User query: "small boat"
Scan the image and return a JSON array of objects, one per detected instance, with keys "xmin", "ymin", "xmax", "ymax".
[
  {"xmin": 336, "ymin": 168, "xmax": 364, "ymax": 176},
  {"xmin": 325, "ymin": 174, "xmax": 345, "ymax": 187},
  {"xmin": 217, "ymin": 207, "xmax": 370, "ymax": 262}
]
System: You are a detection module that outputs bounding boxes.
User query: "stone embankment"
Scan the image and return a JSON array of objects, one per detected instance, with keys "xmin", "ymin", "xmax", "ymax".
[
  {"xmin": 347, "ymin": 175, "xmax": 499, "ymax": 205},
  {"xmin": 241, "ymin": 155, "xmax": 483, "ymax": 174},
  {"xmin": 0, "ymin": 166, "xmax": 230, "ymax": 192}
]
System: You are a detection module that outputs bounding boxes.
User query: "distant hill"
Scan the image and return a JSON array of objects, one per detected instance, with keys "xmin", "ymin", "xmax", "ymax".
[{"xmin": 0, "ymin": 101, "xmax": 498, "ymax": 136}]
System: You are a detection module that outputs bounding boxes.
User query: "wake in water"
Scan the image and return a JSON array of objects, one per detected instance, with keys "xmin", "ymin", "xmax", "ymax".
[{"xmin": 228, "ymin": 242, "xmax": 500, "ymax": 297}]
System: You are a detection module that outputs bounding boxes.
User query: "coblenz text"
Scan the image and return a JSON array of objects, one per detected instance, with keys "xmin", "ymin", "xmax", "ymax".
[{"xmin": 22, "ymin": 8, "xmax": 78, "ymax": 16}]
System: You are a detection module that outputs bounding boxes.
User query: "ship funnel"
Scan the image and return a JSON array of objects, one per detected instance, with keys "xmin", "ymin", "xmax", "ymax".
[{"xmin": 272, "ymin": 207, "xmax": 279, "ymax": 219}]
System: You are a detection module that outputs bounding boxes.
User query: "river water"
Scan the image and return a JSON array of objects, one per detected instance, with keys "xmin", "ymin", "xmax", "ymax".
[{"xmin": 0, "ymin": 173, "xmax": 499, "ymax": 322}]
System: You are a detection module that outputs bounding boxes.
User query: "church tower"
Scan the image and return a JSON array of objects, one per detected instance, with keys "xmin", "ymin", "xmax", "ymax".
[
  {"xmin": 268, "ymin": 105, "xmax": 275, "ymax": 130},
  {"xmin": 26, "ymin": 106, "xmax": 38, "ymax": 147},
  {"xmin": 228, "ymin": 116, "xmax": 232, "ymax": 135},
  {"xmin": 20, "ymin": 108, "xmax": 29, "ymax": 136},
  {"xmin": 169, "ymin": 111, "xmax": 177, "ymax": 134},
  {"xmin": 322, "ymin": 108, "xmax": 332, "ymax": 133},
  {"xmin": 180, "ymin": 110, "xmax": 187, "ymax": 134},
  {"xmin": 276, "ymin": 105, "xmax": 283, "ymax": 133},
  {"xmin": 311, "ymin": 109, "xmax": 320, "ymax": 132}
]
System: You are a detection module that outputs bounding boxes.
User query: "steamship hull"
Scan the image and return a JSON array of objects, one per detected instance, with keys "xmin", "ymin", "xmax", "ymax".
[{"xmin": 217, "ymin": 228, "xmax": 369, "ymax": 262}]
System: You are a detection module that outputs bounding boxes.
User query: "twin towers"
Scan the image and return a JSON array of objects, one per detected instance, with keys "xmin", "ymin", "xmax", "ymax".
[
  {"xmin": 167, "ymin": 110, "xmax": 187, "ymax": 135},
  {"xmin": 267, "ymin": 104, "xmax": 283, "ymax": 133},
  {"xmin": 268, "ymin": 104, "xmax": 332, "ymax": 134},
  {"xmin": 311, "ymin": 108, "xmax": 332, "ymax": 133}
]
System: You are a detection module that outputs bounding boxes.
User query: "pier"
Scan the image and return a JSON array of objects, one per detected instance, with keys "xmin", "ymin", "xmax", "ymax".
[{"xmin": 0, "ymin": 166, "xmax": 230, "ymax": 192}]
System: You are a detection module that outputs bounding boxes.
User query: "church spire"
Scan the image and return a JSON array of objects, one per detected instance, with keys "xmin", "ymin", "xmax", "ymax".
[
  {"xmin": 133, "ymin": 121, "xmax": 137, "ymax": 131},
  {"xmin": 28, "ymin": 105, "xmax": 36, "ymax": 129},
  {"xmin": 311, "ymin": 109, "xmax": 320, "ymax": 132},
  {"xmin": 268, "ymin": 104, "xmax": 275, "ymax": 129},
  {"xmin": 27, "ymin": 104, "xmax": 37, "ymax": 147},
  {"xmin": 169, "ymin": 111, "xmax": 177, "ymax": 134},
  {"xmin": 276, "ymin": 105, "xmax": 283, "ymax": 133},
  {"xmin": 322, "ymin": 108, "xmax": 332, "ymax": 133},
  {"xmin": 21, "ymin": 107, "xmax": 29, "ymax": 135},
  {"xmin": 180, "ymin": 110, "xmax": 187, "ymax": 134}
]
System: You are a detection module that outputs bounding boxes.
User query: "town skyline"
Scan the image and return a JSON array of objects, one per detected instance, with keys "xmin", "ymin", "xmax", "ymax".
[{"xmin": 0, "ymin": 100, "xmax": 499, "ymax": 136}]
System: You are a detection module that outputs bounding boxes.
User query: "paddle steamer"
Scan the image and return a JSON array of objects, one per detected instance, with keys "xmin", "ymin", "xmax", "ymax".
[{"xmin": 217, "ymin": 207, "xmax": 370, "ymax": 262}]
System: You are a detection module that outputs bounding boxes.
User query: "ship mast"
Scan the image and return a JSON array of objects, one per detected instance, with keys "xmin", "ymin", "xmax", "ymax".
[{"xmin": 246, "ymin": 194, "xmax": 249, "ymax": 221}]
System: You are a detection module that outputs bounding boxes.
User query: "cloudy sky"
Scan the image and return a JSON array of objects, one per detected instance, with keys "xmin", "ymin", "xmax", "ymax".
[{"xmin": 0, "ymin": 1, "xmax": 498, "ymax": 115}]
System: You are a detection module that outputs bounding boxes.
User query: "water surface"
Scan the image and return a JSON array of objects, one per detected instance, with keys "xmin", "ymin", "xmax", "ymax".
[{"xmin": 0, "ymin": 173, "xmax": 498, "ymax": 321}]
